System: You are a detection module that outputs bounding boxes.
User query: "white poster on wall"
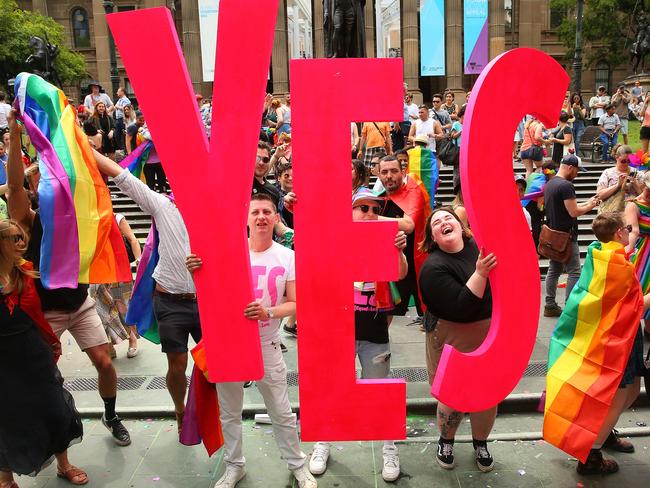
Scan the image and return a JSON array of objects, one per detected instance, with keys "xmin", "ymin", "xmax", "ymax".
[{"xmin": 198, "ymin": 0, "xmax": 219, "ymax": 82}]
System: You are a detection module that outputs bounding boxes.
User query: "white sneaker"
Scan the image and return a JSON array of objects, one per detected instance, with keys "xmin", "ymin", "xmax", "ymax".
[
  {"xmin": 382, "ymin": 445, "xmax": 400, "ymax": 482},
  {"xmin": 214, "ymin": 464, "xmax": 246, "ymax": 488},
  {"xmin": 308, "ymin": 442, "xmax": 330, "ymax": 475},
  {"xmin": 291, "ymin": 464, "xmax": 318, "ymax": 488}
]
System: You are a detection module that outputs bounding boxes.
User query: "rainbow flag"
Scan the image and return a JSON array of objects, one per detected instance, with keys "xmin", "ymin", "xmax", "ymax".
[
  {"xmin": 118, "ymin": 140, "xmax": 154, "ymax": 182},
  {"xmin": 629, "ymin": 200, "xmax": 650, "ymax": 320},
  {"xmin": 521, "ymin": 172, "xmax": 546, "ymax": 207},
  {"xmin": 406, "ymin": 146, "xmax": 438, "ymax": 210},
  {"xmin": 125, "ymin": 223, "xmax": 160, "ymax": 344},
  {"xmin": 14, "ymin": 73, "xmax": 130, "ymax": 289},
  {"xmin": 543, "ymin": 240, "xmax": 643, "ymax": 462}
]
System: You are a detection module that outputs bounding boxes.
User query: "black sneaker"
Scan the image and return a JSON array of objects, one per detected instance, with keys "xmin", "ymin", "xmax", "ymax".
[
  {"xmin": 474, "ymin": 444, "xmax": 495, "ymax": 472},
  {"xmin": 544, "ymin": 304, "xmax": 563, "ymax": 317},
  {"xmin": 280, "ymin": 342, "xmax": 288, "ymax": 353},
  {"xmin": 436, "ymin": 440, "xmax": 455, "ymax": 469},
  {"xmin": 243, "ymin": 381, "xmax": 254, "ymax": 388},
  {"xmin": 102, "ymin": 415, "xmax": 131, "ymax": 446},
  {"xmin": 283, "ymin": 324, "xmax": 297, "ymax": 336}
]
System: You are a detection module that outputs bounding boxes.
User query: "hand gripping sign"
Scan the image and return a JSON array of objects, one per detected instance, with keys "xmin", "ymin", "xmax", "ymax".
[
  {"xmin": 431, "ymin": 48, "xmax": 569, "ymax": 412},
  {"xmin": 107, "ymin": 2, "xmax": 279, "ymax": 382},
  {"xmin": 291, "ymin": 58, "xmax": 407, "ymax": 441}
]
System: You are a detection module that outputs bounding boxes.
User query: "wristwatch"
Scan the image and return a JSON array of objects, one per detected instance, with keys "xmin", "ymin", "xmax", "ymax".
[{"xmin": 265, "ymin": 308, "xmax": 274, "ymax": 319}]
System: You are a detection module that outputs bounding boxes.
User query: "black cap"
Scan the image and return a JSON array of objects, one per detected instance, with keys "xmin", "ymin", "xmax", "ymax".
[{"xmin": 561, "ymin": 154, "xmax": 587, "ymax": 172}]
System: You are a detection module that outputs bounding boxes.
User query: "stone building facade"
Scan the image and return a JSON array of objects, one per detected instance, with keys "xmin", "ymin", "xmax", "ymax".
[{"xmin": 16, "ymin": 0, "xmax": 637, "ymax": 105}]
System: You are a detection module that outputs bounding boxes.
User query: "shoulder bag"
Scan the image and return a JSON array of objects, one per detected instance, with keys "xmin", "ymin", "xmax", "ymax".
[{"xmin": 538, "ymin": 224, "xmax": 572, "ymax": 263}]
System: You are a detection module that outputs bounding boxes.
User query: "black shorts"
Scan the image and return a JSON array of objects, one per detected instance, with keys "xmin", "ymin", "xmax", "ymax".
[
  {"xmin": 640, "ymin": 126, "xmax": 650, "ymax": 140},
  {"xmin": 392, "ymin": 273, "xmax": 422, "ymax": 316},
  {"xmin": 153, "ymin": 292, "xmax": 202, "ymax": 353}
]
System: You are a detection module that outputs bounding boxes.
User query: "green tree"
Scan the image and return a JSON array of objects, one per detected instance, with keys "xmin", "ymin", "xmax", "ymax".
[
  {"xmin": 551, "ymin": 0, "xmax": 650, "ymax": 69},
  {"xmin": 0, "ymin": 0, "xmax": 86, "ymax": 89}
]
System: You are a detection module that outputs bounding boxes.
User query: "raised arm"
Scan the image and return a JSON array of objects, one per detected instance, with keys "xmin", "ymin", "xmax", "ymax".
[{"xmin": 6, "ymin": 110, "xmax": 34, "ymax": 230}]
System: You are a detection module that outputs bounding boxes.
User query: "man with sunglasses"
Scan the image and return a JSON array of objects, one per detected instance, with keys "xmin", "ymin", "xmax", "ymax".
[
  {"xmin": 596, "ymin": 145, "xmax": 642, "ymax": 211},
  {"xmin": 309, "ymin": 187, "xmax": 407, "ymax": 482}
]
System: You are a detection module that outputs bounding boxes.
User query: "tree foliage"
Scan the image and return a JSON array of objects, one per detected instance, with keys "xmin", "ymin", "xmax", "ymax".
[
  {"xmin": 551, "ymin": 0, "xmax": 650, "ymax": 68},
  {"xmin": 0, "ymin": 0, "xmax": 86, "ymax": 89}
]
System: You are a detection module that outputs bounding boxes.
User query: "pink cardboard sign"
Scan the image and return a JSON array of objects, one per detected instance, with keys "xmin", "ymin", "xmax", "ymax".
[
  {"xmin": 291, "ymin": 58, "xmax": 407, "ymax": 441},
  {"xmin": 107, "ymin": 2, "xmax": 279, "ymax": 382},
  {"xmin": 432, "ymin": 48, "xmax": 569, "ymax": 412}
]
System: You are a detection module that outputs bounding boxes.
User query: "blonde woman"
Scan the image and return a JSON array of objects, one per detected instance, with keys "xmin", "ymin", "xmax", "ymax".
[{"xmin": 0, "ymin": 220, "xmax": 86, "ymax": 487}]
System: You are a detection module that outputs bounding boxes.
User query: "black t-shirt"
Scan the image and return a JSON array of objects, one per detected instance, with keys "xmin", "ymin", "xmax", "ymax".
[
  {"xmin": 354, "ymin": 283, "xmax": 389, "ymax": 344},
  {"xmin": 544, "ymin": 176, "xmax": 578, "ymax": 238},
  {"xmin": 418, "ymin": 238, "xmax": 492, "ymax": 323},
  {"xmin": 25, "ymin": 213, "xmax": 89, "ymax": 312},
  {"xmin": 252, "ymin": 178, "xmax": 281, "ymax": 210},
  {"xmin": 551, "ymin": 125, "xmax": 572, "ymax": 163},
  {"xmin": 381, "ymin": 199, "xmax": 416, "ymax": 278}
]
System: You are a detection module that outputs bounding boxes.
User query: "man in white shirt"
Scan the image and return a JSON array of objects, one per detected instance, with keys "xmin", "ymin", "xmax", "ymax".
[
  {"xmin": 408, "ymin": 105, "xmax": 443, "ymax": 153},
  {"xmin": 93, "ymin": 150, "xmax": 200, "ymax": 436},
  {"xmin": 598, "ymin": 104, "xmax": 621, "ymax": 162},
  {"xmin": 0, "ymin": 91, "xmax": 11, "ymax": 130},
  {"xmin": 185, "ymin": 194, "xmax": 316, "ymax": 488},
  {"xmin": 83, "ymin": 82, "xmax": 114, "ymax": 116},
  {"xmin": 589, "ymin": 86, "xmax": 610, "ymax": 125}
]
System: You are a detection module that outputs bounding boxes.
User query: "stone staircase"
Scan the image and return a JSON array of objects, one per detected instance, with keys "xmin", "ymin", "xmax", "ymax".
[{"xmin": 109, "ymin": 161, "xmax": 613, "ymax": 276}]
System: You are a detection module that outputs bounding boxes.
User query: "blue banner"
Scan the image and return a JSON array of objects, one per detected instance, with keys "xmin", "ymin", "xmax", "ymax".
[
  {"xmin": 420, "ymin": 0, "xmax": 445, "ymax": 77},
  {"xmin": 463, "ymin": 0, "xmax": 488, "ymax": 74}
]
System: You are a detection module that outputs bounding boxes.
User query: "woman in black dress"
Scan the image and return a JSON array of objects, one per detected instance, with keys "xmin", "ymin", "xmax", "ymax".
[
  {"xmin": 0, "ymin": 220, "xmax": 86, "ymax": 487},
  {"xmin": 418, "ymin": 207, "xmax": 498, "ymax": 474},
  {"xmin": 90, "ymin": 101, "xmax": 115, "ymax": 159}
]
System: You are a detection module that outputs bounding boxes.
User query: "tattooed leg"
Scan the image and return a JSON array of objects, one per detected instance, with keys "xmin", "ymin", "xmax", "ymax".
[{"xmin": 437, "ymin": 402, "xmax": 464, "ymax": 440}]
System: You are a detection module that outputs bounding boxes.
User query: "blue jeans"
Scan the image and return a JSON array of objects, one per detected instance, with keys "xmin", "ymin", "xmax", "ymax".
[
  {"xmin": 572, "ymin": 120, "xmax": 585, "ymax": 155},
  {"xmin": 599, "ymin": 131, "xmax": 618, "ymax": 160},
  {"xmin": 356, "ymin": 340, "xmax": 391, "ymax": 379},
  {"xmin": 545, "ymin": 240, "xmax": 581, "ymax": 307}
]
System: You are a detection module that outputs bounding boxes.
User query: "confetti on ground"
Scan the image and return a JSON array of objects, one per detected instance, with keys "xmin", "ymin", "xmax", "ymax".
[
  {"xmin": 335, "ymin": 445, "xmax": 344, "ymax": 451},
  {"xmin": 637, "ymin": 421, "xmax": 647, "ymax": 427},
  {"xmin": 420, "ymin": 444, "xmax": 429, "ymax": 454},
  {"xmin": 518, "ymin": 469, "xmax": 526, "ymax": 476},
  {"xmin": 152, "ymin": 477, "xmax": 160, "ymax": 481},
  {"xmin": 535, "ymin": 453, "xmax": 543, "ymax": 459},
  {"xmin": 576, "ymin": 482, "xmax": 584, "ymax": 488}
]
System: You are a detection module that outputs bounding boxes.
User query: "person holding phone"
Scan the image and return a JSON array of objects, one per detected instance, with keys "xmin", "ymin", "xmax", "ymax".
[{"xmin": 596, "ymin": 145, "xmax": 642, "ymax": 213}]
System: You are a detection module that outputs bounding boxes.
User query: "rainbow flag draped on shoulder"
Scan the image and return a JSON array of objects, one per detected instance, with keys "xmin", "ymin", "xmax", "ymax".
[
  {"xmin": 14, "ymin": 73, "xmax": 130, "ymax": 289},
  {"xmin": 406, "ymin": 146, "xmax": 438, "ymax": 210},
  {"xmin": 543, "ymin": 241, "xmax": 643, "ymax": 462},
  {"xmin": 118, "ymin": 140, "xmax": 155, "ymax": 182}
]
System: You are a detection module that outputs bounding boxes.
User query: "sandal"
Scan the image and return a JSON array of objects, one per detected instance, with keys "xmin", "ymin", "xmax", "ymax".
[
  {"xmin": 57, "ymin": 465, "xmax": 88, "ymax": 485},
  {"xmin": 175, "ymin": 411, "xmax": 184, "ymax": 434}
]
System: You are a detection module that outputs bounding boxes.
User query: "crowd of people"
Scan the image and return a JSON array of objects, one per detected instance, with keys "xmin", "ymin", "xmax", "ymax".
[{"xmin": 0, "ymin": 77, "xmax": 650, "ymax": 488}]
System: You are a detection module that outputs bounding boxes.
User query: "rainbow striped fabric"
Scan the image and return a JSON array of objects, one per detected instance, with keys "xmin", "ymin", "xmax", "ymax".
[
  {"xmin": 406, "ymin": 146, "xmax": 438, "ymax": 210},
  {"xmin": 119, "ymin": 140, "xmax": 154, "ymax": 182},
  {"xmin": 125, "ymin": 222, "xmax": 160, "ymax": 344},
  {"xmin": 544, "ymin": 240, "xmax": 643, "ymax": 462},
  {"xmin": 14, "ymin": 73, "xmax": 130, "ymax": 289},
  {"xmin": 630, "ymin": 199, "xmax": 650, "ymax": 320}
]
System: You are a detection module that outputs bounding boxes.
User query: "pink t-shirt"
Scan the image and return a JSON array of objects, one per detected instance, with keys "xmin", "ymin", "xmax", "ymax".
[{"xmin": 520, "ymin": 122, "xmax": 544, "ymax": 151}]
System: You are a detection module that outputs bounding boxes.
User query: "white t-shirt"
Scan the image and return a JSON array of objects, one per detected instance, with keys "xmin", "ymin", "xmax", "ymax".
[
  {"xmin": 115, "ymin": 213, "xmax": 125, "ymax": 226},
  {"xmin": 250, "ymin": 241, "xmax": 295, "ymax": 345},
  {"xmin": 83, "ymin": 93, "xmax": 114, "ymax": 115},
  {"xmin": 407, "ymin": 103, "xmax": 419, "ymax": 120},
  {"xmin": 413, "ymin": 118, "xmax": 436, "ymax": 151},
  {"xmin": 0, "ymin": 102, "xmax": 11, "ymax": 128}
]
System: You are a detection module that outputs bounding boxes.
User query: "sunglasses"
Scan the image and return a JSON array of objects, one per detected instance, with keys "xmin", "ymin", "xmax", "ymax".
[
  {"xmin": 256, "ymin": 155, "xmax": 270, "ymax": 164},
  {"xmin": 621, "ymin": 225, "xmax": 633, "ymax": 232},
  {"xmin": 355, "ymin": 204, "xmax": 382, "ymax": 214},
  {"xmin": 2, "ymin": 234, "xmax": 23, "ymax": 243}
]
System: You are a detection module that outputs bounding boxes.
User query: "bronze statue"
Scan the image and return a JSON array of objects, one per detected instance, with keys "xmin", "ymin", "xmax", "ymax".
[
  {"xmin": 25, "ymin": 35, "xmax": 62, "ymax": 86},
  {"xmin": 631, "ymin": 12, "xmax": 649, "ymax": 73},
  {"xmin": 324, "ymin": 0, "xmax": 366, "ymax": 58}
]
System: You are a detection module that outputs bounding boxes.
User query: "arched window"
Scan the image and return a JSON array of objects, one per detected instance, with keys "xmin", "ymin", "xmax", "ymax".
[
  {"xmin": 594, "ymin": 61, "xmax": 610, "ymax": 93},
  {"xmin": 71, "ymin": 7, "xmax": 90, "ymax": 48}
]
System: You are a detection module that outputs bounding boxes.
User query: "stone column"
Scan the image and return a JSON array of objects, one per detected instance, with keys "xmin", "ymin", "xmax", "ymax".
[
  {"xmin": 364, "ymin": 0, "xmax": 376, "ymax": 57},
  {"xmin": 401, "ymin": 0, "xmax": 421, "ymax": 97},
  {"xmin": 313, "ymin": 0, "xmax": 325, "ymax": 57},
  {"xmin": 489, "ymin": 0, "xmax": 506, "ymax": 60},
  {"xmin": 445, "ymin": 0, "xmax": 463, "ymax": 92},
  {"xmin": 91, "ymin": 0, "xmax": 111, "ymax": 90},
  {"xmin": 31, "ymin": 0, "xmax": 48, "ymax": 15},
  {"xmin": 272, "ymin": 0, "xmax": 290, "ymax": 93},
  {"xmin": 517, "ymin": 0, "xmax": 542, "ymax": 48},
  {"xmin": 180, "ymin": 0, "xmax": 203, "ymax": 95}
]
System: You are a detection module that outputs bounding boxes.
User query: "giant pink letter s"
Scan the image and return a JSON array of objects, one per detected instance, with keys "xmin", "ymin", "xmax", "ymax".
[
  {"xmin": 107, "ymin": 2, "xmax": 278, "ymax": 382},
  {"xmin": 432, "ymin": 48, "xmax": 569, "ymax": 412},
  {"xmin": 292, "ymin": 59, "xmax": 406, "ymax": 441}
]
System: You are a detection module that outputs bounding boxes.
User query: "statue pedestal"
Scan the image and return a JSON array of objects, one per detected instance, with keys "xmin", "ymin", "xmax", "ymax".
[{"xmin": 623, "ymin": 73, "xmax": 650, "ymax": 93}]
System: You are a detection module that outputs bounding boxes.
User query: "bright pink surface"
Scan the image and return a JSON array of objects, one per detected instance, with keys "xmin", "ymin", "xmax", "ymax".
[
  {"xmin": 108, "ymin": 3, "xmax": 279, "ymax": 382},
  {"xmin": 291, "ymin": 58, "xmax": 406, "ymax": 441},
  {"xmin": 431, "ymin": 48, "xmax": 569, "ymax": 411}
]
